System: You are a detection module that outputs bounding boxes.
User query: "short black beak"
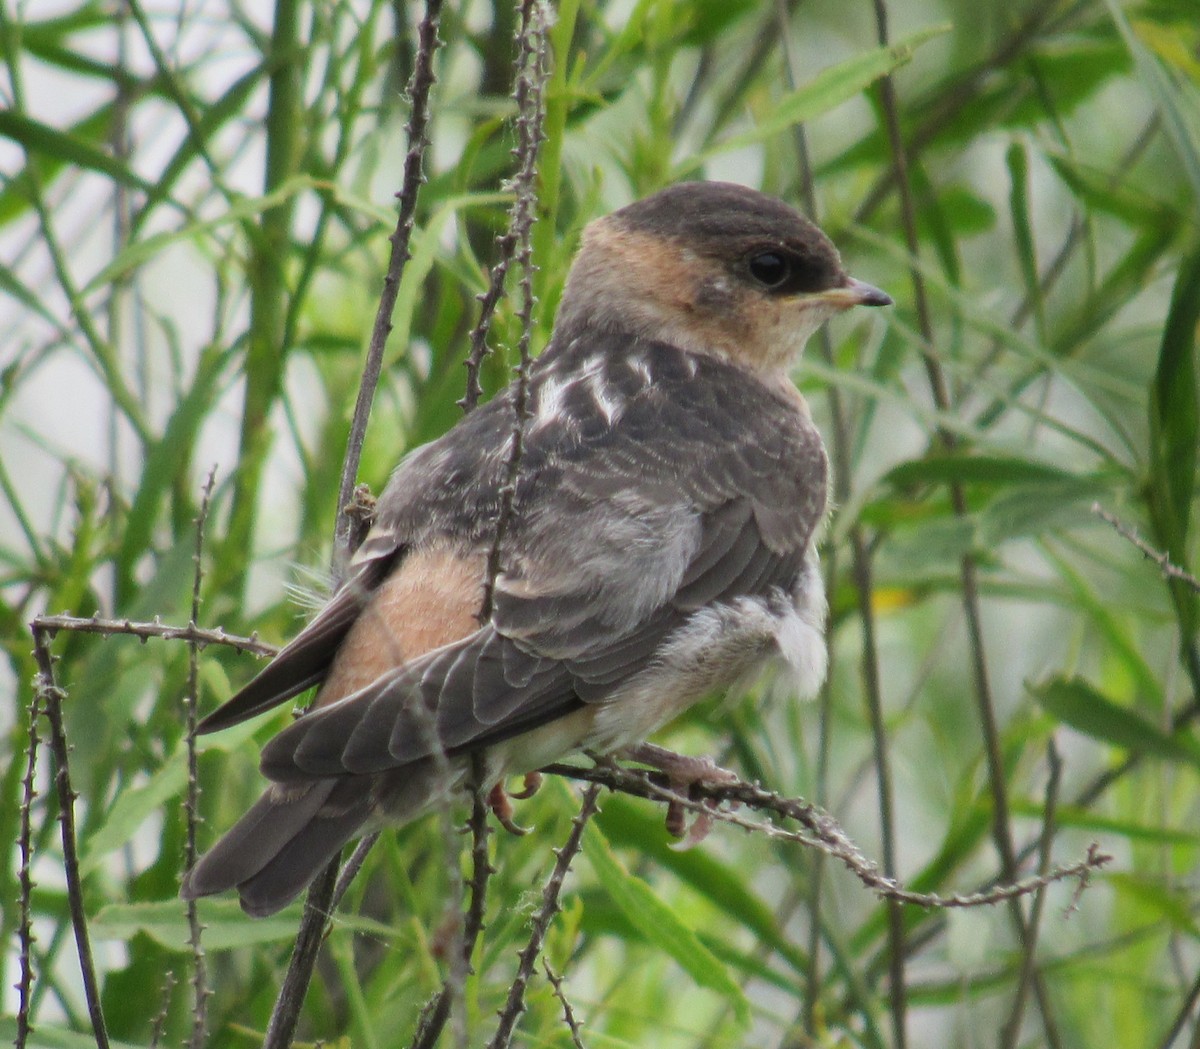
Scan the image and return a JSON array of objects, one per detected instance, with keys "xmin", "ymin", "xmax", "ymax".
[{"xmin": 843, "ymin": 277, "xmax": 892, "ymax": 307}]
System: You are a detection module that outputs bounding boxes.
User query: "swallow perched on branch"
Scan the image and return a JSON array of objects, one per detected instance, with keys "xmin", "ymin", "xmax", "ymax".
[{"xmin": 181, "ymin": 181, "xmax": 891, "ymax": 916}]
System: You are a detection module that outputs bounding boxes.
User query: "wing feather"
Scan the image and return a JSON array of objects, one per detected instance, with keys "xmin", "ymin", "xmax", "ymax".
[{"xmin": 247, "ymin": 332, "xmax": 826, "ymax": 783}]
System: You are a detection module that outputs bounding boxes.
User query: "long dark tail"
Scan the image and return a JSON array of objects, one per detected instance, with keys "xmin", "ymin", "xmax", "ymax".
[{"xmin": 181, "ymin": 779, "xmax": 371, "ymax": 917}]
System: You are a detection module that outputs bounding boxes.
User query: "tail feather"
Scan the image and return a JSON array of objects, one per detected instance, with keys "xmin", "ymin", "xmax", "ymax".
[
  {"xmin": 181, "ymin": 778, "xmax": 369, "ymax": 917},
  {"xmin": 236, "ymin": 797, "xmax": 371, "ymax": 917}
]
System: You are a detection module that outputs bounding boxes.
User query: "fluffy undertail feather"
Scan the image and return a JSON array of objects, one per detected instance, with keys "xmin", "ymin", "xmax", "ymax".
[{"xmin": 181, "ymin": 778, "xmax": 370, "ymax": 917}]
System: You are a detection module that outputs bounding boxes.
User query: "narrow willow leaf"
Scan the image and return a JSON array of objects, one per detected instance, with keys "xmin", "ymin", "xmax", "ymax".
[
  {"xmin": 583, "ymin": 820, "xmax": 751, "ymax": 1025},
  {"xmin": 596, "ymin": 795, "xmax": 806, "ymax": 972},
  {"xmin": 1030, "ymin": 676, "xmax": 1200, "ymax": 766},
  {"xmin": 1007, "ymin": 139, "xmax": 1045, "ymax": 343},
  {"xmin": 684, "ymin": 24, "xmax": 950, "ymax": 170},
  {"xmin": 1147, "ymin": 242, "xmax": 1200, "ymax": 634},
  {"xmin": 0, "ymin": 109, "xmax": 152, "ymax": 194},
  {"xmin": 90, "ymin": 899, "xmax": 396, "ymax": 951},
  {"xmin": 1046, "ymin": 152, "xmax": 1178, "ymax": 228},
  {"xmin": 0, "ymin": 1017, "xmax": 144, "ymax": 1049},
  {"xmin": 884, "ymin": 454, "xmax": 1087, "ymax": 489},
  {"xmin": 1108, "ymin": 873, "xmax": 1200, "ymax": 938},
  {"xmin": 1105, "ymin": 0, "xmax": 1200, "ymax": 201},
  {"xmin": 80, "ymin": 757, "xmax": 186, "ymax": 875}
]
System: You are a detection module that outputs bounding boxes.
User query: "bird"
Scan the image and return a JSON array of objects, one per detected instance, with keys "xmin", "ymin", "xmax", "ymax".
[{"xmin": 181, "ymin": 180, "xmax": 891, "ymax": 917}]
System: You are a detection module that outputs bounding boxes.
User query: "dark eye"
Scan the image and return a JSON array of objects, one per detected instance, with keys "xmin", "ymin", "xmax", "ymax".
[{"xmin": 748, "ymin": 252, "xmax": 791, "ymax": 288}]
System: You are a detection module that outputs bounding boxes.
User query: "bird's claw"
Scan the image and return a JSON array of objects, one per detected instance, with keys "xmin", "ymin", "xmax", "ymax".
[
  {"xmin": 508, "ymin": 771, "xmax": 543, "ymax": 800},
  {"xmin": 487, "ymin": 781, "xmax": 532, "ymax": 836}
]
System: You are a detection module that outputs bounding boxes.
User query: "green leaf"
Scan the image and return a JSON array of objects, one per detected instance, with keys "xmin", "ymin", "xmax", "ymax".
[
  {"xmin": 1105, "ymin": 0, "xmax": 1200, "ymax": 201},
  {"xmin": 80, "ymin": 756, "xmax": 187, "ymax": 875},
  {"xmin": 113, "ymin": 343, "xmax": 230, "ymax": 604},
  {"xmin": 1007, "ymin": 140, "xmax": 1045, "ymax": 343},
  {"xmin": 884, "ymin": 454, "xmax": 1086, "ymax": 490},
  {"xmin": 1030, "ymin": 676, "xmax": 1200, "ymax": 766},
  {"xmin": 91, "ymin": 899, "xmax": 397, "ymax": 951},
  {"xmin": 595, "ymin": 794, "xmax": 806, "ymax": 972},
  {"xmin": 0, "ymin": 1016, "xmax": 144, "ymax": 1049},
  {"xmin": 1108, "ymin": 873, "xmax": 1200, "ymax": 938},
  {"xmin": 682, "ymin": 24, "xmax": 950, "ymax": 171},
  {"xmin": 1009, "ymin": 800, "xmax": 1199, "ymax": 845},
  {"xmin": 1046, "ymin": 152, "xmax": 1177, "ymax": 228},
  {"xmin": 0, "ymin": 109, "xmax": 152, "ymax": 194},
  {"xmin": 583, "ymin": 819, "xmax": 751, "ymax": 1025},
  {"xmin": 1147, "ymin": 241, "xmax": 1200, "ymax": 634}
]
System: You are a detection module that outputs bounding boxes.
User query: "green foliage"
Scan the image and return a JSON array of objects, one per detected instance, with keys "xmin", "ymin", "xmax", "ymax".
[{"xmin": 3, "ymin": 1, "xmax": 1199, "ymax": 1047}]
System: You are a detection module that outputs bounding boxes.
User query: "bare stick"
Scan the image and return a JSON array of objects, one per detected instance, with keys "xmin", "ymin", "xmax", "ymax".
[
  {"xmin": 184, "ymin": 469, "xmax": 216, "ymax": 1049},
  {"xmin": 15, "ymin": 692, "xmax": 40, "ymax": 1049},
  {"xmin": 262, "ymin": 859, "xmax": 340, "ymax": 1049},
  {"xmin": 1094, "ymin": 503, "xmax": 1200, "ymax": 593},
  {"xmin": 29, "ymin": 613, "xmax": 278, "ymax": 657},
  {"xmin": 265, "ymin": 5, "xmax": 446, "ymax": 1042},
  {"xmin": 543, "ymin": 960, "xmax": 587, "ymax": 1049},
  {"xmin": 32, "ymin": 628, "xmax": 111, "ymax": 1049},
  {"xmin": 1001, "ymin": 738, "xmax": 1063, "ymax": 1049},
  {"xmin": 541, "ymin": 760, "xmax": 1109, "ymax": 910},
  {"xmin": 486, "ymin": 784, "xmax": 601, "ymax": 1049},
  {"xmin": 476, "ymin": 0, "xmax": 551, "ymax": 624},
  {"xmin": 408, "ymin": 755, "xmax": 495, "ymax": 1049},
  {"xmin": 332, "ymin": 0, "xmax": 444, "ymax": 578}
]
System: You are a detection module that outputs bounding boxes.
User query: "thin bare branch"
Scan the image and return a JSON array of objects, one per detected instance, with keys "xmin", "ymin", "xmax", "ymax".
[
  {"xmin": 32, "ymin": 628, "xmax": 110, "ymax": 1049},
  {"xmin": 407, "ymin": 754, "xmax": 496, "ymax": 1049},
  {"xmin": 1094, "ymin": 504, "xmax": 1200, "ymax": 593},
  {"xmin": 477, "ymin": 0, "xmax": 551, "ymax": 623},
  {"xmin": 1001, "ymin": 738, "xmax": 1063, "ymax": 1049},
  {"xmin": 265, "ymin": 6, "xmax": 446, "ymax": 1042},
  {"xmin": 541, "ymin": 760, "xmax": 1109, "ymax": 909},
  {"xmin": 29, "ymin": 613, "xmax": 278, "ymax": 657},
  {"xmin": 457, "ymin": 0, "xmax": 552, "ymax": 420},
  {"xmin": 15, "ymin": 692, "xmax": 40, "ymax": 1049},
  {"xmin": 185, "ymin": 469, "xmax": 216, "ymax": 1049},
  {"xmin": 487, "ymin": 784, "xmax": 601, "ymax": 1049},
  {"xmin": 333, "ymin": 0, "xmax": 444, "ymax": 578},
  {"xmin": 543, "ymin": 960, "xmax": 587, "ymax": 1049},
  {"xmin": 262, "ymin": 859, "xmax": 341, "ymax": 1049},
  {"xmin": 870, "ymin": 0, "xmax": 1060, "ymax": 1043}
]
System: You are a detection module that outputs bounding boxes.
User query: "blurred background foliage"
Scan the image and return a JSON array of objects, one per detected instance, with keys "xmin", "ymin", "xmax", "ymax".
[{"xmin": 2, "ymin": 0, "xmax": 1199, "ymax": 1046}]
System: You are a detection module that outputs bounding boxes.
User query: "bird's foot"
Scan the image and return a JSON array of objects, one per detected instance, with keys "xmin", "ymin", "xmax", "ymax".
[
  {"xmin": 487, "ymin": 781, "xmax": 532, "ymax": 836},
  {"xmin": 509, "ymin": 770, "xmax": 543, "ymax": 800},
  {"xmin": 618, "ymin": 742, "xmax": 739, "ymax": 848}
]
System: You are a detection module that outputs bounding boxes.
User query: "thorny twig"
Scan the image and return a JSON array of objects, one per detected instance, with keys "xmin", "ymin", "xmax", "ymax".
[
  {"xmin": 459, "ymin": 0, "xmax": 549, "ymax": 416},
  {"xmin": 487, "ymin": 784, "xmax": 601, "ymax": 1049},
  {"xmin": 1094, "ymin": 503, "xmax": 1200, "ymax": 593},
  {"xmin": 408, "ymin": 755, "xmax": 495, "ymax": 1049},
  {"xmin": 333, "ymin": 0, "xmax": 444, "ymax": 578},
  {"xmin": 477, "ymin": 0, "xmax": 551, "ymax": 624},
  {"xmin": 265, "ymin": 5, "xmax": 446, "ymax": 1047},
  {"xmin": 16, "ymin": 693, "xmax": 40, "ymax": 1049},
  {"xmin": 28, "ymin": 613, "xmax": 278, "ymax": 658},
  {"xmin": 184, "ymin": 469, "xmax": 216, "ymax": 1049},
  {"xmin": 544, "ymin": 960, "xmax": 587, "ymax": 1049},
  {"xmin": 32, "ymin": 627, "xmax": 111, "ymax": 1049},
  {"xmin": 1001, "ymin": 738, "xmax": 1063, "ymax": 1049},
  {"xmin": 541, "ymin": 760, "xmax": 1110, "ymax": 910},
  {"xmin": 148, "ymin": 973, "xmax": 178, "ymax": 1049}
]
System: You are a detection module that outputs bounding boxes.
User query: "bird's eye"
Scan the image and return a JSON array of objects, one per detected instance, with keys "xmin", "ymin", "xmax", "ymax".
[{"xmin": 749, "ymin": 252, "xmax": 791, "ymax": 288}]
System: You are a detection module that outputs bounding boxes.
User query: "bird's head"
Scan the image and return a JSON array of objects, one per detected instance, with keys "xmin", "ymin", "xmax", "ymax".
[{"xmin": 556, "ymin": 181, "xmax": 891, "ymax": 373}]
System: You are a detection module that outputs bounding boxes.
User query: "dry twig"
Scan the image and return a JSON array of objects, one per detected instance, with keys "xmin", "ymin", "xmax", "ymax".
[
  {"xmin": 487, "ymin": 784, "xmax": 601, "ymax": 1049},
  {"xmin": 1094, "ymin": 503, "xmax": 1200, "ymax": 593}
]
